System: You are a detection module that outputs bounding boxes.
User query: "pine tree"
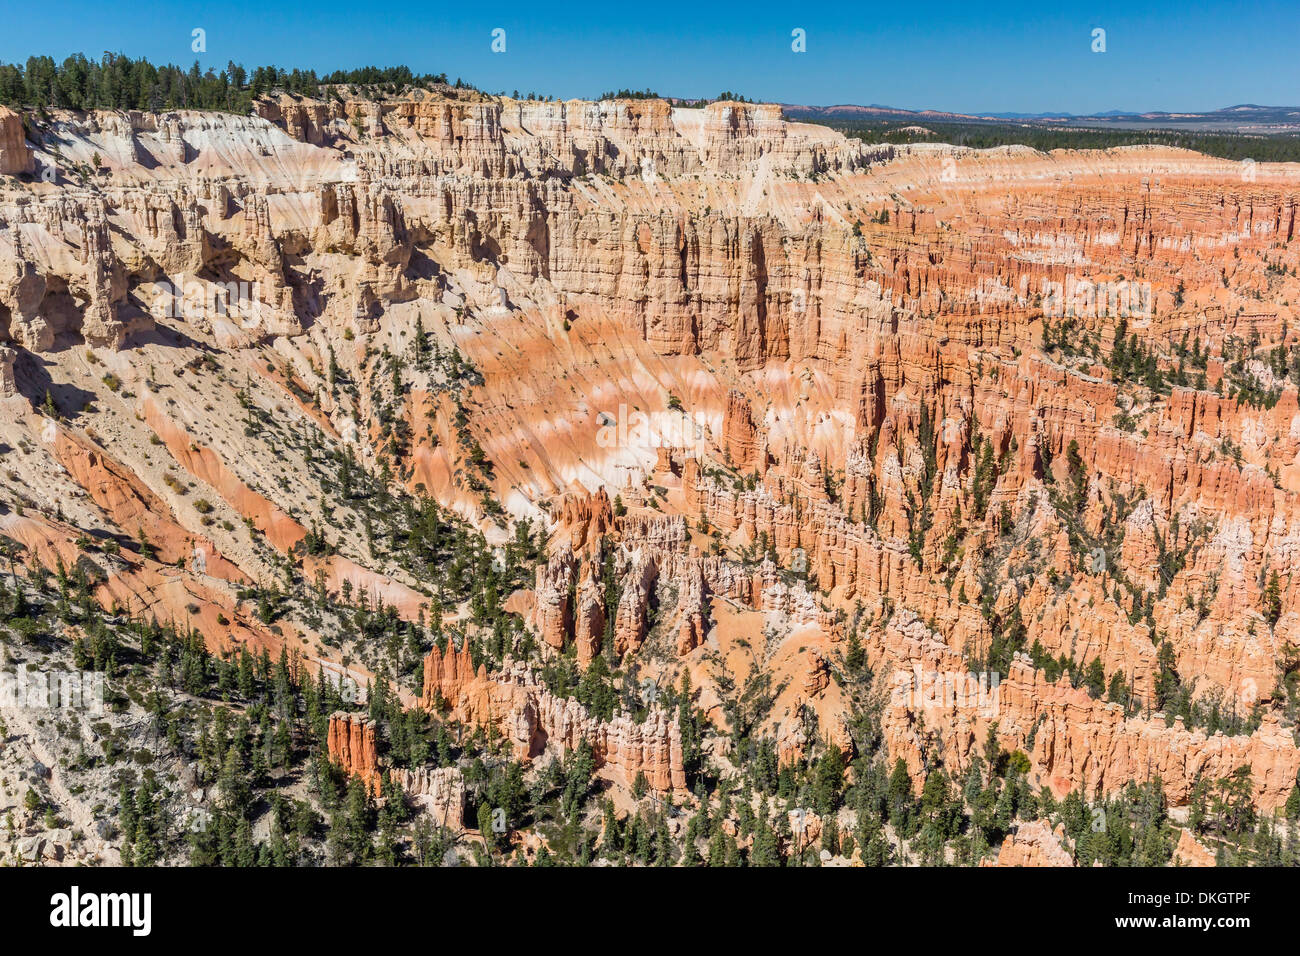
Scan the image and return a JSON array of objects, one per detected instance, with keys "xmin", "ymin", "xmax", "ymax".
[
  {"xmin": 812, "ymin": 742, "xmax": 846, "ymax": 815},
  {"xmin": 1084, "ymin": 657, "xmax": 1106, "ymax": 699},
  {"xmin": 887, "ymin": 757, "xmax": 915, "ymax": 827},
  {"xmin": 1285, "ymin": 781, "xmax": 1300, "ymax": 819},
  {"xmin": 749, "ymin": 803, "xmax": 781, "ymax": 867},
  {"xmin": 1264, "ymin": 571, "xmax": 1283, "ymax": 627}
]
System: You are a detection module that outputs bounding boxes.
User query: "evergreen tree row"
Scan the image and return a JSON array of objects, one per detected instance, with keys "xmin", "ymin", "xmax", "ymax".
[{"xmin": 0, "ymin": 53, "xmax": 459, "ymax": 113}]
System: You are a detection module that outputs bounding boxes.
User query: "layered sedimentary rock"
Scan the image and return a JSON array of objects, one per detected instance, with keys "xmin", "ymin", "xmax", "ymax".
[
  {"xmin": 875, "ymin": 617, "xmax": 1300, "ymax": 809},
  {"xmin": 327, "ymin": 712, "xmax": 380, "ymax": 788},
  {"xmin": 613, "ymin": 554, "xmax": 657, "ymax": 656},
  {"xmin": 722, "ymin": 389, "xmax": 766, "ymax": 471},
  {"xmin": 573, "ymin": 567, "xmax": 606, "ymax": 666},
  {"xmin": 532, "ymin": 550, "xmax": 576, "ymax": 652},
  {"xmin": 420, "ymin": 638, "xmax": 482, "ymax": 710},
  {"xmin": 2, "ymin": 87, "xmax": 1298, "ymax": 821},
  {"xmin": 420, "ymin": 644, "xmax": 687, "ymax": 791},
  {"xmin": 555, "ymin": 488, "xmax": 614, "ymax": 552}
]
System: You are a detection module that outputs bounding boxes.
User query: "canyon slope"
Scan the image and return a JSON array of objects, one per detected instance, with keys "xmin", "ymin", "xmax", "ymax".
[{"xmin": 2, "ymin": 88, "xmax": 1300, "ymax": 866}]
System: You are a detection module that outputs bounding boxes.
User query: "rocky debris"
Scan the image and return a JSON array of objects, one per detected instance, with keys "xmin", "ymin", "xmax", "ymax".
[
  {"xmin": 389, "ymin": 766, "xmax": 466, "ymax": 831},
  {"xmin": 15, "ymin": 835, "xmax": 58, "ymax": 863}
]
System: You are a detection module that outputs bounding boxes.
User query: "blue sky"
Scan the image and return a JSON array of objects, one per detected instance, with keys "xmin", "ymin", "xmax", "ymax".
[{"xmin": 2, "ymin": 0, "xmax": 1296, "ymax": 114}]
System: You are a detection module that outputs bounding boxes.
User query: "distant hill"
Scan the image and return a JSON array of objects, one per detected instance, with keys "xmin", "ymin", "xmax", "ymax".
[
  {"xmin": 782, "ymin": 102, "xmax": 1300, "ymax": 133},
  {"xmin": 781, "ymin": 103, "xmax": 990, "ymax": 123}
]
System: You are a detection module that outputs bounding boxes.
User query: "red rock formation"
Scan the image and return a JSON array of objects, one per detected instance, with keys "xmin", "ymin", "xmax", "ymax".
[
  {"xmin": 1174, "ymin": 828, "xmax": 1217, "ymax": 867},
  {"xmin": 875, "ymin": 615, "xmax": 1300, "ymax": 809},
  {"xmin": 422, "ymin": 654, "xmax": 687, "ymax": 792},
  {"xmin": 573, "ymin": 567, "xmax": 606, "ymax": 667},
  {"xmin": 327, "ymin": 711, "xmax": 465, "ymax": 828},
  {"xmin": 613, "ymin": 555, "xmax": 657, "ymax": 656},
  {"xmin": 327, "ymin": 712, "xmax": 380, "ymax": 793},
  {"xmin": 556, "ymin": 488, "xmax": 614, "ymax": 552},
  {"xmin": 802, "ymin": 649, "xmax": 831, "ymax": 696},
  {"xmin": 676, "ymin": 562, "xmax": 709, "ymax": 655},
  {"xmin": 981, "ymin": 821, "xmax": 1075, "ymax": 867},
  {"xmin": 3, "ymin": 91, "xmax": 1300, "ymax": 827},
  {"xmin": 0, "ymin": 107, "xmax": 32, "ymax": 176},
  {"xmin": 419, "ymin": 641, "xmax": 481, "ymax": 711},
  {"xmin": 722, "ymin": 390, "xmax": 765, "ymax": 471},
  {"xmin": 532, "ymin": 551, "xmax": 576, "ymax": 652},
  {"xmin": 787, "ymin": 808, "xmax": 824, "ymax": 853}
]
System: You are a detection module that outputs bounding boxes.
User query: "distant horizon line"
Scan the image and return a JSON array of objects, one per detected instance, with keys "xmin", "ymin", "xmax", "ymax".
[{"xmin": 2, "ymin": 50, "xmax": 1295, "ymax": 121}]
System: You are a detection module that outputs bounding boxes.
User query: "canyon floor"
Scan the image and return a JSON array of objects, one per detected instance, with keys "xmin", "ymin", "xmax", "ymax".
[{"xmin": 1, "ymin": 87, "xmax": 1299, "ymax": 866}]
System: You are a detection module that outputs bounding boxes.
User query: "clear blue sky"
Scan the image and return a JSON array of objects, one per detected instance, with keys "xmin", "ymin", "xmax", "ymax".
[{"xmin": 2, "ymin": 0, "xmax": 1296, "ymax": 114}]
